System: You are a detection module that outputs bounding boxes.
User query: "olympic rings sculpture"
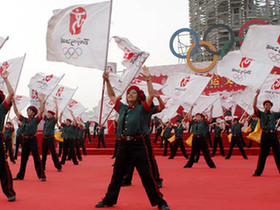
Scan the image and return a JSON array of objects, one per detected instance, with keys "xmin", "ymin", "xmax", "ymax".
[{"xmin": 169, "ymin": 19, "xmax": 268, "ymax": 73}]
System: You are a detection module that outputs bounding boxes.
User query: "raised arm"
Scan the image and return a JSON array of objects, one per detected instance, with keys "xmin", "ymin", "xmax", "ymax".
[
  {"xmin": 154, "ymin": 90, "xmax": 165, "ymax": 111},
  {"xmin": 2, "ymin": 71, "xmax": 14, "ymax": 104},
  {"xmin": 103, "ymin": 73, "xmax": 117, "ymax": 104},
  {"xmin": 54, "ymin": 98, "xmax": 58, "ymax": 120},
  {"xmin": 208, "ymin": 105, "xmax": 213, "ymax": 123},
  {"xmin": 38, "ymin": 95, "xmax": 46, "ymax": 119},
  {"xmin": 188, "ymin": 106, "xmax": 194, "ymax": 122},
  {"xmin": 59, "ymin": 111, "xmax": 63, "ymax": 126},
  {"xmin": 142, "ymin": 66, "xmax": 154, "ymax": 107},
  {"xmin": 253, "ymin": 89, "xmax": 260, "ymax": 114},
  {"xmin": 12, "ymin": 98, "xmax": 21, "ymax": 118},
  {"xmin": 70, "ymin": 110, "xmax": 77, "ymax": 126}
]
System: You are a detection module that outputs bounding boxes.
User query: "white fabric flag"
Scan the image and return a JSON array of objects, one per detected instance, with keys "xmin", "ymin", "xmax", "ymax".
[
  {"xmin": 241, "ymin": 25, "xmax": 280, "ymax": 68},
  {"xmin": 232, "ymin": 87, "xmax": 256, "ymax": 115},
  {"xmin": 62, "ymin": 99, "xmax": 87, "ymax": 121},
  {"xmin": 0, "ymin": 56, "xmax": 25, "ymax": 95},
  {"xmin": 129, "ymin": 78, "xmax": 162, "ymax": 96},
  {"xmin": 217, "ymin": 50, "xmax": 273, "ymax": 88},
  {"xmin": 0, "ymin": 36, "xmax": 8, "ymax": 49},
  {"xmin": 156, "ymin": 98, "xmax": 181, "ymax": 123},
  {"xmin": 14, "ymin": 95, "xmax": 29, "ymax": 112},
  {"xmin": 193, "ymin": 95, "xmax": 220, "ymax": 114},
  {"xmin": 161, "ymin": 72, "xmax": 211, "ymax": 106},
  {"xmin": 45, "ymin": 85, "xmax": 77, "ymax": 115},
  {"xmin": 257, "ymin": 74, "xmax": 280, "ymax": 112},
  {"xmin": 47, "ymin": 1, "xmax": 111, "ymax": 69},
  {"xmin": 212, "ymin": 97, "xmax": 223, "ymax": 118}
]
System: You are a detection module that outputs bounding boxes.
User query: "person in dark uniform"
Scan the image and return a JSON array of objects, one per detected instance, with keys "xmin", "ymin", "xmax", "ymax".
[
  {"xmin": 77, "ymin": 122, "xmax": 87, "ymax": 156},
  {"xmin": 225, "ymin": 118, "xmax": 248, "ymax": 160},
  {"xmin": 4, "ymin": 121, "xmax": 15, "ymax": 164},
  {"xmin": 93, "ymin": 121, "xmax": 98, "ymax": 139},
  {"xmin": 111, "ymin": 118, "xmax": 119, "ymax": 159},
  {"xmin": 162, "ymin": 121, "xmax": 173, "ymax": 156},
  {"xmin": 184, "ymin": 106, "xmax": 216, "ymax": 168},
  {"xmin": 96, "ymin": 125, "xmax": 106, "ymax": 148},
  {"xmin": 95, "ymin": 67, "xmax": 170, "ymax": 210},
  {"xmin": 74, "ymin": 124, "xmax": 82, "ymax": 161},
  {"xmin": 59, "ymin": 111, "xmax": 78, "ymax": 165},
  {"xmin": 252, "ymin": 89, "xmax": 280, "ymax": 176},
  {"xmin": 83, "ymin": 120, "xmax": 92, "ymax": 143},
  {"xmin": 12, "ymin": 97, "xmax": 46, "ymax": 181},
  {"xmin": 0, "ymin": 71, "xmax": 16, "ymax": 201},
  {"xmin": 211, "ymin": 121, "xmax": 225, "ymax": 157},
  {"xmin": 14, "ymin": 120, "xmax": 23, "ymax": 160},
  {"xmin": 168, "ymin": 120, "xmax": 189, "ymax": 159},
  {"xmin": 246, "ymin": 114, "xmax": 258, "ymax": 148},
  {"xmin": 154, "ymin": 116, "xmax": 162, "ymax": 143},
  {"xmin": 41, "ymin": 99, "xmax": 62, "ymax": 172}
]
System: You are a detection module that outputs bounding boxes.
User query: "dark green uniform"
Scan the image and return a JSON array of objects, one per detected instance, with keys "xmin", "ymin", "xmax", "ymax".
[
  {"xmin": 162, "ymin": 126, "xmax": 173, "ymax": 156},
  {"xmin": 14, "ymin": 124, "xmax": 24, "ymax": 160},
  {"xmin": 169, "ymin": 124, "xmax": 188, "ymax": 159},
  {"xmin": 4, "ymin": 126, "xmax": 15, "ymax": 163},
  {"xmin": 211, "ymin": 125, "xmax": 225, "ymax": 157}
]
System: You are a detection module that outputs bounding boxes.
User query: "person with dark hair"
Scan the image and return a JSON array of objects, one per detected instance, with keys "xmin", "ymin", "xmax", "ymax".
[
  {"xmin": 211, "ymin": 121, "xmax": 225, "ymax": 157},
  {"xmin": 12, "ymin": 96, "xmax": 46, "ymax": 182},
  {"xmin": 97, "ymin": 125, "xmax": 106, "ymax": 148},
  {"xmin": 252, "ymin": 89, "xmax": 280, "ymax": 176},
  {"xmin": 0, "ymin": 71, "xmax": 16, "ymax": 201},
  {"xmin": 4, "ymin": 121, "xmax": 15, "ymax": 164},
  {"xmin": 184, "ymin": 106, "xmax": 216, "ymax": 168},
  {"xmin": 95, "ymin": 66, "xmax": 170, "ymax": 210},
  {"xmin": 41, "ymin": 98, "xmax": 62, "ymax": 172},
  {"xmin": 83, "ymin": 120, "xmax": 92, "ymax": 143},
  {"xmin": 225, "ymin": 118, "xmax": 248, "ymax": 160},
  {"xmin": 14, "ymin": 120, "xmax": 24, "ymax": 160},
  {"xmin": 168, "ymin": 120, "xmax": 189, "ymax": 159}
]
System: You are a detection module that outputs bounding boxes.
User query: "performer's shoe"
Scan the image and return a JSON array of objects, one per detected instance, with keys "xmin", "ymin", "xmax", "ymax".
[
  {"xmin": 157, "ymin": 178, "xmax": 163, "ymax": 188},
  {"xmin": 121, "ymin": 179, "xmax": 132, "ymax": 186},
  {"xmin": 183, "ymin": 164, "xmax": 191, "ymax": 168},
  {"xmin": 168, "ymin": 156, "xmax": 174, "ymax": 159},
  {"xmin": 12, "ymin": 177, "xmax": 22, "ymax": 181},
  {"xmin": 244, "ymin": 156, "xmax": 248, "ymax": 160},
  {"xmin": 210, "ymin": 165, "xmax": 216, "ymax": 168},
  {"xmin": 8, "ymin": 195, "xmax": 16, "ymax": 202},
  {"xmin": 12, "ymin": 161, "xmax": 16, "ymax": 164},
  {"xmin": 41, "ymin": 177, "xmax": 46, "ymax": 182},
  {"xmin": 57, "ymin": 168, "xmax": 62, "ymax": 172},
  {"xmin": 158, "ymin": 202, "xmax": 170, "ymax": 210},
  {"xmin": 252, "ymin": 173, "xmax": 261, "ymax": 177},
  {"xmin": 225, "ymin": 157, "xmax": 230, "ymax": 159},
  {"xmin": 95, "ymin": 199, "xmax": 113, "ymax": 208},
  {"xmin": 74, "ymin": 162, "xmax": 79, "ymax": 165}
]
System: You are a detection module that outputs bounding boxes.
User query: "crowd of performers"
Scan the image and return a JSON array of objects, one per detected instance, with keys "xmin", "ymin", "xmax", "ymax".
[{"xmin": 1, "ymin": 67, "xmax": 280, "ymax": 210}]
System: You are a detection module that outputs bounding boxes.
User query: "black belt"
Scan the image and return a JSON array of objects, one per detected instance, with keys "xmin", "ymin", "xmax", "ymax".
[
  {"xmin": 263, "ymin": 129, "xmax": 276, "ymax": 133},
  {"xmin": 120, "ymin": 134, "xmax": 142, "ymax": 141},
  {"xmin": 232, "ymin": 134, "xmax": 241, "ymax": 137},
  {"xmin": 23, "ymin": 134, "xmax": 36, "ymax": 139},
  {"xmin": 193, "ymin": 134, "xmax": 206, "ymax": 138},
  {"xmin": 43, "ymin": 135, "xmax": 54, "ymax": 138}
]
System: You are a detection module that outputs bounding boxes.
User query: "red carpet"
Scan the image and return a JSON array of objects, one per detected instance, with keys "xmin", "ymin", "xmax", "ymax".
[{"xmin": 1, "ymin": 155, "xmax": 280, "ymax": 210}]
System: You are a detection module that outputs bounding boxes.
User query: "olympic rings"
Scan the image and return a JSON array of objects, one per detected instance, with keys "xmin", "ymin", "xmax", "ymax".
[
  {"xmin": 203, "ymin": 24, "xmax": 235, "ymax": 56},
  {"xmin": 62, "ymin": 47, "xmax": 83, "ymax": 59},
  {"xmin": 186, "ymin": 41, "xmax": 217, "ymax": 73},
  {"xmin": 169, "ymin": 28, "xmax": 200, "ymax": 59},
  {"xmin": 238, "ymin": 19, "xmax": 268, "ymax": 45},
  {"xmin": 221, "ymin": 37, "xmax": 244, "ymax": 58},
  {"xmin": 268, "ymin": 52, "xmax": 280, "ymax": 64}
]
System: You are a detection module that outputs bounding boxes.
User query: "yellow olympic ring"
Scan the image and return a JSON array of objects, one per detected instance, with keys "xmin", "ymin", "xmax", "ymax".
[{"xmin": 186, "ymin": 41, "xmax": 217, "ymax": 73}]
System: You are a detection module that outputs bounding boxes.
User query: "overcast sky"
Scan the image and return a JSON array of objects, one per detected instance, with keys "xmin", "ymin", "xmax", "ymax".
[{"xmin": 0, "ymin": 0, "xmax": 189, "ymax": 109}]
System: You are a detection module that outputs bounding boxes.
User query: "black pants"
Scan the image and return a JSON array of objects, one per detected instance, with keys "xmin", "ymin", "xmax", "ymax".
[
  {"xmin": 254, "ymin": 132, "xmax": 280, "ymax": 175},
  {"xmin": 185, "ymin": 135, "xmax": 215, "ymax": 168},
  {"xmin": 206, "ymin": 132, "xmax": 213, "ymax": 147},
  {"xmin": 60, "ymin": 138, "xmax": 78, "ymax": 165},
  {"xmin": 170, "ymin": 137, "xmax": 188, "ymax": 158},
  {"xmin": 154, "ymin": 128, "xmax": 162, "ymax": 143},
  {"xmin": 4, "ymin": 137, "xmax": 15, "ymax": 163},
  {"xmin": 226, "ymin": 135, "xmax": 247, "ymax": 159},
  {"xmin": 58, "ymin": 141, "xmax": 63, "ymax": 157},
  {"xmin": 0, "ymin": 135, "xmax": 15, "ymax": 198},
  {"xmin": 163, "ymin": 138, "xmax": 173, "ymax": 156},
  {"xmin": 103, "ymin": 137, "xmax": 166, "ymax": 206},
  {"xmin": 97, "ymin": 134, "xmax": 106, "ymax": 148},
  {"xmin": 74, "ymin": 138, "xmax": 82, "ymax": 160},
  {"xmin": 79, "ymin": 137, "xmax": 87, "ymax": 155},
  {"xmin": 16, "ymin": 136, "xmax": 45, "ymax": 179},
  {"xmin": 211, "ymin": 135, "xmax": 225, "ymax": 156},
  {"xmin": 84, "ymin": 129, "xmax": 92, "ymax": 143},
  {"xmin": 14, "ymin": 135, "xmax": 22, "ymax": 160},
  {"xmin": 112, "ymin": 138, "xmax": 119, "ymax": 158},
  {"xmin": 41, "ymin": 136, "xmax": 61, "ymax": 170}
]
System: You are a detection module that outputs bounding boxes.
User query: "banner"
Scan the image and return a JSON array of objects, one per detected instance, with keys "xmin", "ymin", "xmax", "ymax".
[
  {"xmin": 161, "ymin": 72, "xmax": 211, "ymax": 106},
  {"xmin": 47, "ymin": 1, "xmax": 111, "ymax": 69},
  {"xmin": 62, "ymin": 99, "xmax": 87, "ymax": 121},
  {"xmin": 0, "ymin": 36, "xmax": 8, "ymax": 50},
  {"xmin": 14, "ymin": 95, "xmax": 29, "ymax": 112},
  {"xmin": 217, "ymin": 50, "xmax": 273, "ymax": 88},
  {"xmin": 241, "ymin": 25, "xmax": 280, "ymax": 68},
  {"xmin": 0, "ymin": 56, "xmax": 25, "ymax": 95},
  {"xmin": 192, "ymin": 95, "xmax": 220, "ymax": 115},
  {"xmin": 232, "ymin": 87, "xmax": 256, "ymax": 115},
  {"xmin": 45, "ymin": 84, "xmax": 77, "ymax": 115}
]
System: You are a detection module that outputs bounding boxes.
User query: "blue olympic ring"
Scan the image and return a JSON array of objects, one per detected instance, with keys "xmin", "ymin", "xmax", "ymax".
[{"xmin": 169, "ymin": 28, "xmax": 199, "ymax": 59}]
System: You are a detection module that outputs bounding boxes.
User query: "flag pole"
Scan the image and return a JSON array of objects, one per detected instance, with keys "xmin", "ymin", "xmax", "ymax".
[
  {"xmin": 0, "ymin": 36, "xmax": 9, "ymax": 50},
  {"xmin": 98, "ymin": 0, "xmax": 113, "ymax": 126}
]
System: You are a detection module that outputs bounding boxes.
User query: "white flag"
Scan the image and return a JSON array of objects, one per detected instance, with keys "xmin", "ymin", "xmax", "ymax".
[
  {"xmin": 62, "ymin": 99, "xmax": 87, "ymax": 121},
  {"xmin": 47, "ymin": 1, "xmax": 111, "ymax": 69},
  {"xmin": 233, "ymin": 87, "xmax": 256, "ymax": 115},
  {"xmin": 45, "ymin": 85, "xmax": 77, "ymax": 115},
  {"xmin": 14, "ymin": 95, "xmax": 29, "ymax": 112},
  {"xmin": 130, "ymin": 78, "xmax": 162, "ymax": 96},
  {"xmin": 193, "ymin": 95, "xmax": 220, "ymax": 114},
  {"xmin": 0, "ymin": 56, "xmax": 25, "ymax": 95},
  {"xmin": 161, "ymin": 72, "xmax": 211, "ymax": 106},
  {"xmin": 217, "ymin": 50, "xmax": 272, "ymax": 88},
  {"xmin": 0, "ymin": 36, "xmax": 8, "ymax": 50},
  {"xmin": 241, "ymin": 25, "xmax": 280, "ymax": 68}
]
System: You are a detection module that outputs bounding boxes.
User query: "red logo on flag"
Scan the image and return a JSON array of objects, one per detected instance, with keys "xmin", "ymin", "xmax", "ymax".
[
  {"xmin": 108, "ymin": 100, "xmax": 114, "ymax": 106},
  {"xmin": 163, "ymin": 98, "xmax": 170, "ymax": 105},
  {"xmin": 239, "ymin": 57, "xmax": 252, "ymax": 68},
  {"xmin": 180, "ymin": 76, "xmax": 190, "ymax": 87},
  {"xmin": 43, "ymin": 75, "xmax": 54, "ymax": 82},
  {"xmin": 68, "ymin": 100, "xmax": 78, "ymax": 108},
  {"xmin": 0, "ymin": 62, "xmax": 9, "ymax": 77},
  {"xmin": 15, "ymin": 96, "xmax": 22, "ymax": 101},
  {"xmin": 277, "ymin": 35, "xmax": 280, "ymax": 45},
  {"xmin": 123, "ymin": 47, "xmax": 134, "ymax": 60},
  {"xmin": 69, "ymin": 7, "xmax": 87, "ymax": 35},
  {"xmin": 131, "ymin": 79, "xmax": 142, "ymax": 84},
  {"xmin": 106, "ymin": 66, "xmax": 113, "ymax": 74},
  {"xmin": 271, "ymin": 78, "xmax": 280, "ymax": 90},
  {"xmin": 31, "ymin": 89, "xmax": 39, "ymax": 99},
  {"xmin": 56, "ymin": 87, "xmax": 64, "ymax": 97}
]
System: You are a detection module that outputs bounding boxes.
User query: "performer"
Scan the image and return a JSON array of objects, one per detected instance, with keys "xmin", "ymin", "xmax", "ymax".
[
  {"xmin": 78, "ymin": 122, "xmax": 87, "ymax": 156},
  {"xmin": 168, "ymin": 120, "xmax": 189, "ymax": 159},
  {"xmin": 246, "ymin": 114, "xmax": 258, "ymax": 148},
  {"xmin": 211, "ymin": 121, "xmax": 225, "ymax": 157},
  {"xmin": 12, "ymin": 96, "xmax": 46, "ymax": 181},
  {"xmin": 225, "ymin": 118, "xmax": 248, "ymax": 160},
  {"xmin": 83, "ymin": 120, "xmax": 92, "ymax": 143},
  {"xmin": 59, "ymin": 111, "xmax": 79, "ymax": 165},
  {"xmin": 41, "ymin": 98, "xmax": 62, "ymax": 172},
  {"xmin": 95, "ymin": 67, "xmax": 170, "ymax": 210},
  {"xmin": 252, "ymin": 89, "xmax": 280, "ymax": 176},
  {"xmin": 96, "ymin": 125, "xmax": 106, "ymax": 148},
  {"xmin": 74, "ymin": 125, "xmax": 82, "ymax": 161},
  {"xmin": 3, "ymin": 121, "xmax": 15, "ymax": 164},
  {"xmin": 184, "ymin": 106, "xmax": 216, "ymax": 168},
  {"xmin": 162, "ymin": 121, "xmax": 173, "ymax": 156},
  {"xmin": 0, "ymin": 71, "xmax": 16, "ymax": 201},
  {"xmin": 154, "ymin": 116, "xmax": 162, "ymax": 143},
  {"xmin": 14, "ymin": 120, "xmax": 23, "ymax": 160}
]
